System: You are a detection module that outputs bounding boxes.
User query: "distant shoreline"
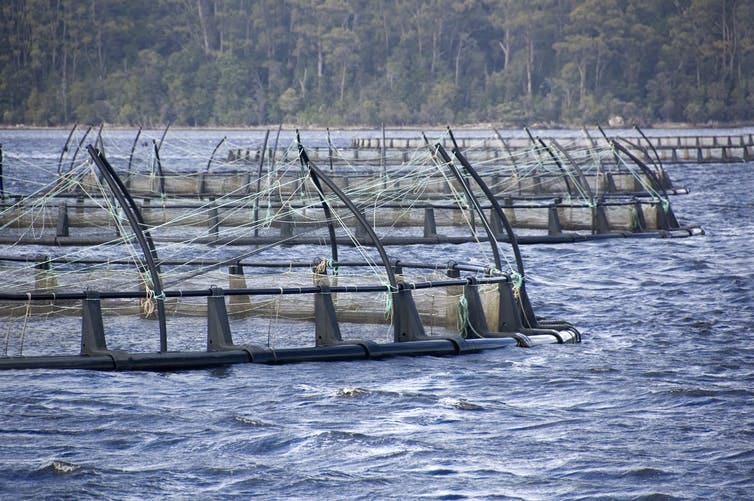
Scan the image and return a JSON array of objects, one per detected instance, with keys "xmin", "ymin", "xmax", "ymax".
[{"xmin": 2, "ymin": 121, "xmax": 754, "ymax": 132}]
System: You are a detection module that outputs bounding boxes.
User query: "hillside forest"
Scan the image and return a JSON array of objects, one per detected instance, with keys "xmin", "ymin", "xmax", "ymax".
[{"xmin": 2, "ymin": 0, "xmax": 752, "ymax": 128}]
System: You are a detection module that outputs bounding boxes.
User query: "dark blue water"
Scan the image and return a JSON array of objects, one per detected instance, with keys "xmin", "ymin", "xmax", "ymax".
[{"xmin": 1, "ymin": 130, "xmax": 753, "ymax": 499}]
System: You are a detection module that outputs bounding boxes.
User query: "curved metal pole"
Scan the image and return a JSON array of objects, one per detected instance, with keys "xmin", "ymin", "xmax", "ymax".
[
  {"xmin": 95, "ymin": 123, "xmax": 105, "ymax": 155},
  {"xmin": 297, "ymin": 138, "xmax": 397, "ymax": 291},
  {"xmin": 581, "ymin": 127, "xmax": 605, "ymax": 175},
  {"xmin": 610, "ymin": 139, "xmax": 671, "ymax": 201},
  {"xmin": 526, "ymin": 129, "xmax": 576, "ymax": 197},
  {"xmin": 86, "ymin": 145, "xmax": 168, "ymax": 352},
  {"xmin": 253, "ymin": 130, "xmax": 269, "ymax": 237},
  {"xmin": 67, "ymin": 126, "xmax": 92, "ymax": 174},
  {"xmin": 205, "ymin": 136, "xmax": 227, "ymax": 173},
  {"xmin": 432, "ymin": 143, "xmax": 502, "ymax": 272},
  {"xmin": 157, "ymin": 121, "xmax": 171, "ymax": 151},
  {"xmin": 326, "ymin": 128, "xmax": 334, "ymax": 172},
  {"xmin": 492, "ymin": 127, "xmax": 522, "ymax": 194},
  {"xmin": 297, "ymin": 131, "xmax": 339, "ymax": 266},
  {"xmin": 634, "ymin": 125, "xmax": 670, "ymax": 188},
  {"xmin": 270, "ymin": 123, "xmax": 282, "ymax": 173},
  {"xmin": 446, "ymin": 131, "xmax": 537, "ymax": 328},
  {"xmin": 200, "ymin": 135, "xmax": 228, "ymax": 197},
  {"xmin": 598, "ymin": 126, "xmax": 668, "ymax": 198},
  {"xmin": 152, "ymin": 139, "xmax": 165, "ymax": 197},
  {"xmin": 127, "ymin": 127, "xmax": 142, "ymax": 175},
  {"xmin": 549, "ymin": 138, "xmax": 595, "ymax": 201},
  {"xmin": 57, "ymin": 122, "xmax": 78, "ymax": 175}
]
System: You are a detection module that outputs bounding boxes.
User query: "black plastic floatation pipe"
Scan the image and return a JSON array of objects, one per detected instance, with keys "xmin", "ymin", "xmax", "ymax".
[
  {"xmin": 0, "ymin": 336, "xmax": 521, "ymax": 371},
  {"xmin": 86, "ymin": 145, "xmax": 168, "ymax": 352}
]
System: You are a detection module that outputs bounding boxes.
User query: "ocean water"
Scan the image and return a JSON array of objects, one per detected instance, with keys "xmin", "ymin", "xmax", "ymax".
[{"xmin": 0, "ymin": 129, "xmax": 752, "ymax": 500}]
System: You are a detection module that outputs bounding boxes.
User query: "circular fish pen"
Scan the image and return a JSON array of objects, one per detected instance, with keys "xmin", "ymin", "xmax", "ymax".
[{"xmin": 0, "ymin": 133, "xmax": 582, "ymax": 371}]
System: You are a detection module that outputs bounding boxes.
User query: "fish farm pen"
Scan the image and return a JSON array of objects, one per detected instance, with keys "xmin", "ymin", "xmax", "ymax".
[{"xmin": 0, "ymin": 124, "xmax": 721, "ymax": 371}]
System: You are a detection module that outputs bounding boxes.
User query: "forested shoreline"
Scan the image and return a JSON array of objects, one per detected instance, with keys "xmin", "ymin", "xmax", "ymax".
[{"xmin": 2, "ymin": 0, "xmax": 752, "ymax": 128}]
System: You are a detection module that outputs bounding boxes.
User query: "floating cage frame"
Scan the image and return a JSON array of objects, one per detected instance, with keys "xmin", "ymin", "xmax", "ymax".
[{"xmin": 0, "ymin": 136, "xmax": 582, "ymax": 371}]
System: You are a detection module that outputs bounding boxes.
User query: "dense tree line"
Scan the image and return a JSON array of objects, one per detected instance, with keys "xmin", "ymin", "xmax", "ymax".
[{"xmin": 1, "ymin": 0, "xmax": 752, "ymax": 127}]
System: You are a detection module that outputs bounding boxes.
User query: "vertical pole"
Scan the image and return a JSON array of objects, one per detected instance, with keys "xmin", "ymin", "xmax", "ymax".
[
  {"xmin": 381, "ymin": 123, "xmax": 386, "ymax": 190},
  {"xmin": 0, "ymin": 143, "xmax": 4, "ymax": 200},
  {"xmin": 57, "ymin": 123, "xmax": 78, "ymax": 175},
  {"xmin": 208, "ymin": 197, "xmax": 219, "ymax": 237},
  {"xmin": 254, "ymin": 130, "xmax": 270, "ymax": 237}
]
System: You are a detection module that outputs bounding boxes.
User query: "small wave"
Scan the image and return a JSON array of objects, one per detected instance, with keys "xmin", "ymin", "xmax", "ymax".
[
  {"xmin": 622, "ymin": 467, "xmax": 671, "ymax": 479},
  {"xmin": 667, "ymin": 387, "xmax": 751, "ymax": 398},
  {"xmin": 41, "ymin": 460, "xmax": 81, "ymax": 474},
  {"xmin": 336, "ymin": 387, "xmax": 370, "ymax": 398},
  {"xmin": 589, "ymin": 366, "xmax": 619, "ymax": 373},
  {"xmin": 234, "ymin": 415, "xmax": 274, "ymax": 427},
  {"xmin": 439, "ymin": 398, "xmax": 484, "ymax": 411},
  {"xmin": 630, "ymin": 494, "xmax": 683, "ymax": 501},
  {"xmin": 424, "ymin": 468, "xmax": 456, "ymax": 476}
]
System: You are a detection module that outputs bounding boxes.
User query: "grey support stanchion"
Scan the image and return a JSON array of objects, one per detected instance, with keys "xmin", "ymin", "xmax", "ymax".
[
  {"xmin": 312, "ymin": 260, "xmax": 344, "ymax": 347},
  {"xmin": 548, "ymin": 205, "xmax": 562, "ymax": 236},
  {"xmin": 206, "ymin": 286, "xmax": 269, "ymax": 362},
  {"xmin": 57, "ymin": 203, "xmax": 70, "ymax": 237},
  {"xmin": 424, "ymin": 207, "xmax": 438, "ymax": 237}
]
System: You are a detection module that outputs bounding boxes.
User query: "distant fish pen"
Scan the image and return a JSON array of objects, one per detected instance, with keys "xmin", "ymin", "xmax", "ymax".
[{"xmin": 0, "ymin": 125, "xmax": 704, "ymax": 247}]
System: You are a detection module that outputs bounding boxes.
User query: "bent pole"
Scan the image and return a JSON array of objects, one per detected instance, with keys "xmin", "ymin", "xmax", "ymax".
[
  {"xmin": 445, "ymin": 130, "xmax": 538, "ymax": 328},
  {"xmin": 86, "ymin": 145, "xmax": 169, "ymax": 352},
  {"xmin": 634, "ymin": 125, "xmax": 670, "ymax": 188},
  {"xmin": 432, "ymin": 143, "xmax": 502, "ymax": 272},
  {"xmin": 127, "ymin": 126, "xmax": 142, "ymax": 175},
  {"xmin": 531, "ymin": 130, "xmax": 577, "ymax": 197},
  {"xmin": 57, "ymin": 122, "xmax": 78, "ymax": 175},
  {"xmin": 253, "ymin": 130, "xmax": 269, "ymax": 237},
  {"xmin": 525, "ymin": 127, "xmax": 575, "ymax": 197},
  {"xmin": 598, "ymin": 125, "xmax": 667, "ymax": 197},
  {"xmin": 297, "ymin": 140, "xmax": 398, "ymax": 291},
  {"xmin": 67, "ymin": 126, "xmax": 92, "ymax": 174},
  {"xmin": 297, "ymin": 131, "xmax": 339, "ymax": 266},
  {"xmin": 205, "ymin": 135, "xmax": 227, "ymax": 173}
]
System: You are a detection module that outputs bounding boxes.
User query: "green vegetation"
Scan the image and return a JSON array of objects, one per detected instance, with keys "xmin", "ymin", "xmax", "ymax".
[{"xmin": 2, "ymin": 0, "xmax": 752, "ymax": 127}]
